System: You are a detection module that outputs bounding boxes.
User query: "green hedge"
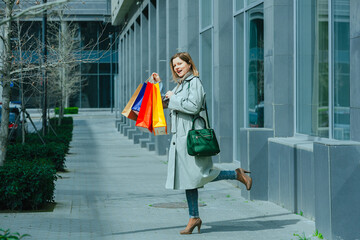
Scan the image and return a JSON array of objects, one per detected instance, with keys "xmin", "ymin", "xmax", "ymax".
[
  {"xmin": 0, "ymin": 160, "xmax": 57, "ymax": 210},
  {"xmin": 6, "ymin": 142, "xmax": 66, "ymax": 172},
  {"xmin": 54, "ymin": 107, "xmax": 78, "ymax": 115},
  {"xmin": 22, "ymin": 117, "xmax": 74, "ymax": 154},
  {"xmin": 0, "ymin": 116, "xmax": 74, "ymax": 211}
]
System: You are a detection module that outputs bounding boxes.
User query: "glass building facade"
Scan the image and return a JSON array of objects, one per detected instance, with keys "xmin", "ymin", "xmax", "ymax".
[
  {"xmin": 112, "ymin": 1, "xmax": 360, "ymax": 239},
  {"xmin": 296, "ymin": 0, "xmax": 350, "ymax": 140},
  {"xmin": 9, "ymin": 3, "xmax": 118, "ymax": 109}
]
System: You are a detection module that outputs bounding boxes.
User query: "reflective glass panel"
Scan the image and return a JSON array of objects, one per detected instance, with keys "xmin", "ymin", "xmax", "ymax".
[
  {"xmin": 235, "ymin": 13, "xmax": 245, "ymax": 158},
  {"xmin": 99, "ymin": 76, "xmax": 112, "ymax": 108},
  {"xmin": 247, "ymin": 4, "xmax": 264, "ymax": 128},
  {"xmin": 81, "ymin": 75, "xmax": 98, "ymax": 108},
  {"xmin": 333, "ymin": 0, "xmax": 350, "ymax": 140},
  {"xmin": 297, "ymin": 0, "xmax": 329, "ymax": 137}
]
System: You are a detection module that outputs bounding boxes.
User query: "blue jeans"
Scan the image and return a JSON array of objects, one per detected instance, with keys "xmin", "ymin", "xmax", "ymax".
[{"xmin": 185, "ymin": 170, "xmax": 236, "ymax": 218}]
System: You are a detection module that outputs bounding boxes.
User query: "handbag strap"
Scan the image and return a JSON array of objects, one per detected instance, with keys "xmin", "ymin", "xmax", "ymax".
[
  {"xmin": 203, "ymin": 100, "xmax": 211, "ymax": 128},
  {"xmin": 187, "ymin": 80, "xmax": 212, "ymax": 129}
]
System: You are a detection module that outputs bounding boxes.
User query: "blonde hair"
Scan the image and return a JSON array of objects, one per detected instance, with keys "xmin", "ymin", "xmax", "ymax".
[{"xmin": 170, "ymin": 52, "xmax": 199, "ymax": 83}]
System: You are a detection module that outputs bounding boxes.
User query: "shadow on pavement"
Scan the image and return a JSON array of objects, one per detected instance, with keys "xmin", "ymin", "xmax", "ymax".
[{"xmin": 109, "ymin": 212, "xmax": 298, "ymax": 236}]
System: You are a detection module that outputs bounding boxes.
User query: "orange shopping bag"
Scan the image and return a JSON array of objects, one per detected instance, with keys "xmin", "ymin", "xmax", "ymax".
[
  {"xmin": 152, "ymin": 83, "xmax": 167, "ymax": 135},
  {"xmin": 136, "ymin": 82, "xmax": 153, "ymax": 132},
  {"xmin": 121, "ymin": 84, "xmax": 143, "ymax": 121}
]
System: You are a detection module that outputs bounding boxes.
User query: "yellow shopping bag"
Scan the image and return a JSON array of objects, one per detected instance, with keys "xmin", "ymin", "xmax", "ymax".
[
  {"xmin": 121, "ymin": 84, "xmax": 143, "ymax": 121},
  {"xmin": 152, "ymin": 83, "xmax": 167, "ymax": 135}
]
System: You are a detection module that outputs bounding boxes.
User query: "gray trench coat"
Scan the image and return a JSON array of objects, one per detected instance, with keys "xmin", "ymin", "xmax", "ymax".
[{"xmin": 165, "ymin": 74, "xmax": 220, "ymax": 190}]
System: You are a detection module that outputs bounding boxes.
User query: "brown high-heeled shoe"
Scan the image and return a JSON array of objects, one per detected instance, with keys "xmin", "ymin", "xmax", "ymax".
[
  {"xmin": 180, "ymin": 218, "xmax": 202, "ymax": 234},
  {"xmin": 236, "ymin": 168, "xmax": 252, "ymax": 190}
]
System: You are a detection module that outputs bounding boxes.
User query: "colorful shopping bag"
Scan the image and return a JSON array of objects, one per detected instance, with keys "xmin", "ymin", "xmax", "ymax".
[
  {"xmin": 152, "ymin": 83, "xmax": 167, "ymax": 135},
  {"xmin": 121, "ymin": 84, "xmax": 143, "ymax": 121},
  {"xmin": 131, "ymin": 82, "xmax": 147, "ymax": 112},
  {"xmin": 136, "ymin": 82, "xmax": 153, "ymax": 132}
]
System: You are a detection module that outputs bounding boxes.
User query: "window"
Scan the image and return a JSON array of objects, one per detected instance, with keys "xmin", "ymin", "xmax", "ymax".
[
  {"xmin": 247, "ymin": 4, "xmax": 264, "ymax": 128},
  {"xmin": 235, "ymin": 12, "xmax": 245, "ymax": 158},
  {"xmin": 234, "ymin": 1, "xmax": 264, "ymax": 160},
  {"xmin": 296, "ymin": 0, "xmax": 349, "ymax": 140},
  {"xmin": 333, "ymin": 0, "xmax": 350, "ymax": 140},
  {"xmin": 81, "ymin": 75, "xmax": 98, "ymax": 108}
]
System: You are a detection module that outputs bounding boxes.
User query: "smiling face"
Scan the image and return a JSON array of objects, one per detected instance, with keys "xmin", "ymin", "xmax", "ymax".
[{"xmin": 172, "ymin": 57, "xmax": 192, "ymax": 78}]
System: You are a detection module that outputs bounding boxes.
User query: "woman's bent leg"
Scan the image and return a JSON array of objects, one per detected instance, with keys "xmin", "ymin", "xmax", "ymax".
[
  {"xmin": 185, "ymin": 189, "xmax": 199, "ymax": 218},
  {"xmin": 211, "ymin": 170, "xmax": 237, "ymax": 182}
]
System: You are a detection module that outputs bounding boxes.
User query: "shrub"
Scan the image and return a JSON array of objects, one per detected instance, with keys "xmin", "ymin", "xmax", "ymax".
[
  {"xmin": 1, "ymin": 116, "xmax": 73, "ymax": 211},
  {"xmin": 54, "ymin": 107, "xmax": 78, "ymax": 115},
  {"xmin": 19, "ymin": 116, "xmax": 73, "ymax": 155},
  {"xmin": 6, "ymin": 142, "xmax": 66, "ymax": 172},
  {"xmin": 0, "ymin": 160, "xmax": 57, "ymax": 210}
]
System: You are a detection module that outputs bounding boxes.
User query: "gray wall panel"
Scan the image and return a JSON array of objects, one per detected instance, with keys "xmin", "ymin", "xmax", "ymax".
[
  {"xmin": 155, "ymin": 0, "xmax": 170, "ymax": 156},
  {"xmin": 240, "ymin": 129, "xmax": 273, "ymax": 200},
  {"xmin": 314, "ymin": 141, "xmax": 336, "ymax": 240},
  {"xmin": 269, "ymin": 139, "xmax": 315, "ymax": 218},
  {"xmin": 274, "ymin": 104, "xmax": 293, "ymax": 137},
  {"xmin": 330, "ymin": 145, "xmax": 360, "ymax": 240},
  {"xmin": 350, "ymin": 37, "xmax": 360, "ymax": 110},
  {"xmin": 213, "ymin": 0, "xmax": 233, "ymax": 163},
  {"xmin": 166, "ymin": 0, "xmax": 178, "ymax": 90},
  {"xmin": 177, "ymin": 0, "xmax": 199, "ymax": 63},
  {"xmin": 279, "ymin": 144, "xmax": 295, "ymax": 212},
  {"xmin": 296, "ymin": 148, "xmax": 315, "ymax": 220},
  {"xmin": 350, "ymin": 108, "xmax": 360, "ymax": 142},
  {"xmin": 315, "ymin": 141, "xmax": 360, "ymax": 240},
  {"xmin": 350, "ymin": 0, "xmax": 360, "ymax": 39},
  {"xmin": 350, "ymin": 0, "xmax": 360, "ymax": 142},
  {"xmin": 268, "ymin": 141, "xmax": 280, "ymax": 204},
  {"xmin": 248, "ymin": 129, "xmax": 273, "ymax": 200},
  {"xmin": 240, "ymin": 129, "xmax": 250, "ymax": 200},
  {"xmin": 263, "ymin": 55, "xmax": 273, "ymax": 129},
  {"xmin": 264, "ymin": 0, "xmax": 294, "ymax": 137},
  {"xmin": 273, "ymin": 55, "xmax": 292, "ymax": 105}
]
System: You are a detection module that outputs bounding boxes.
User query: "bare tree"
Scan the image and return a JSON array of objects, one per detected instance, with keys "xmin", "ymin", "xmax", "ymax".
[
  {"xmin": 0, "ymin": 0, "xmax": 69, "ymax": 166},
  {"xmin": 47, "ymin": 16, "xmax": 81, "ymax": 125}
]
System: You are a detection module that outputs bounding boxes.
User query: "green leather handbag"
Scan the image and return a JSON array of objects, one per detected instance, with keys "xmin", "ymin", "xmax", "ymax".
[{"xmin": 187, "ymin": 101, "xmax": 220, "ymax": 157}]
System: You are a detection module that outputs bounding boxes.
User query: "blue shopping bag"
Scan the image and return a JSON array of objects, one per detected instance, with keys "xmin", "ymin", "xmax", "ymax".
[{"xmin": 131, "ymin": 82, "xmax": 147, "ymax": 112}]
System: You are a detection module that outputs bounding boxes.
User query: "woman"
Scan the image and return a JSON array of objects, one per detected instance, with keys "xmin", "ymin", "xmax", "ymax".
[{"xmin": 152, "ymin": 52, "xmax": 252, "ymax": 235}]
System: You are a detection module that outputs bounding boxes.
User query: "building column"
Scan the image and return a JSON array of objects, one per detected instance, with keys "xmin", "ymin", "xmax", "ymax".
[
  {"xmin": 177, "ymin": 0, "xmax": 199, "ymax": 64},
  {"xmin": 264, "ymin": 0, "xmax": 294, "ymax": 137},
  {"xmin": 212, "ymin": 0, "xmax": 233, "ymax": 163},
  {"xmin": 350, "ymin": 0, "xmax": 360, "ymax": 142}
]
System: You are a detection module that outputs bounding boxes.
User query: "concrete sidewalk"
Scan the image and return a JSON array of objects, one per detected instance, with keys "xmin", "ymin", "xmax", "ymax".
[{"xmin": 0, "ymin": 112, "xmax": 316, "ymax": 240}]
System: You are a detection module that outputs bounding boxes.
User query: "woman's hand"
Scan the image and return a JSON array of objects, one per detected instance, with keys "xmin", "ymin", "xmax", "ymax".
[
  {"xmin": 152, "ymin": 72, "xmax": 161, "ymax": 82},
  {"xmin": 165, "ymin": 91, "xmax": 174, "ymax": 99}
]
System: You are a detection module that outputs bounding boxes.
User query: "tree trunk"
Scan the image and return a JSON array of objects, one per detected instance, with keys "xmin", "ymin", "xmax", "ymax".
[
  {"xmin": 0, "ymin": 83, "xmax": 11, "ymax": 166},
  {"xmin": 0, "ymin": 1, "xmax": 14, "ymax": 166},
  {"xmin": 17, "ymin": 19, "xmax": 26, "ymax": 145},
  {"xmin": 57, "ymin": 21, "xmax": 68, "ymax": 126}
]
